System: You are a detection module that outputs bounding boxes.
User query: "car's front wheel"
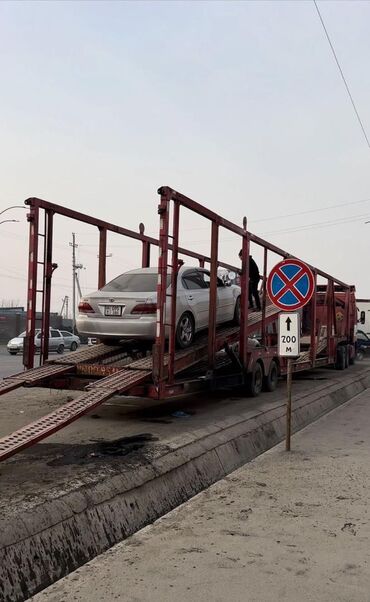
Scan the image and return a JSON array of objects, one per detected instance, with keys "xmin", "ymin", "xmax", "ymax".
[
  {"xmin": 176, "ymin": 312, "xmax": 195, "ymax": 349},
  {"xmin": 70, "ymin": 341, "xmax": 78, "ymax": 351},
  {"xmin": 57, "ymin": 344, "xmax": 64, "ymax": 354}
]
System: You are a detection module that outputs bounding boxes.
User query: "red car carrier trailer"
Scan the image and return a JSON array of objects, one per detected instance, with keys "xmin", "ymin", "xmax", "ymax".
[{"xmin": 0, "ymin": 186, "xmax": 357, "ymax": 462}]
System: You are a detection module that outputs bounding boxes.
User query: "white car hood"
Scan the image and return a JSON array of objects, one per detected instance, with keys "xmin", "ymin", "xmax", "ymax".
[{"xmin": 8, "ymin": 337, "xmax": 24, "ymax": 346}]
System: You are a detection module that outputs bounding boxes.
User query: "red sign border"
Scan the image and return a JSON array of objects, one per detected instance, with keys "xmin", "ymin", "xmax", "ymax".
[{"xmin": 267, "ymin": 258, "xmax": 315, "ymax": 311}]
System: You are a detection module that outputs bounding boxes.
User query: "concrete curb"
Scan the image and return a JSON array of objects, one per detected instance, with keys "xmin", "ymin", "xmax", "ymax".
[{"xmin": 2, "ymin": 370, "xmax": 370, "ymax": 602}]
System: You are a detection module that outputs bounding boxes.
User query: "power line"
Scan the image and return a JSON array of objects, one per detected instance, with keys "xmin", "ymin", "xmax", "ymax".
[
  {"xmin": 251, "ymin": 197, "xmax": 370, "ymax": 223},
  {"xmin": 313, "ymin": 0, "xmax": 370, "ymax": 150}
]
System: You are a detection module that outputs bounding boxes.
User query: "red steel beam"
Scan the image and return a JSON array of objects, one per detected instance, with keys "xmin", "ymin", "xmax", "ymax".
[
  {"xmin": 159, "ymin": 187, "xmax": 350, "ymax": 288},
  {"xmin": 208, "ymin": 221, "xmax": 219, "ymax": 369},
  {"xmin": 40, "ymin": 210, "xmax": 54, "ymax": 363},
  {"xmin": 24, "ymin": 197, "xmax": 209, "ymax": 267},
  {"xmin": 310, "ymin": 271, "xmax": 317, "ymax": 366},
  {"xmin": 239, "ymin": 225, "xmax": 250, "ymax": 368},
  {"xmin": 261, "ymin": 247, "xmax": 268, "ymax": 346},
  {"xmin": 98, "ymin": 227, "xmax": 107, "ymax": 289},
  {"xmin": 154, "ymin": 188, "xmax": 171, "ymax": 396},
  {"xmin": 168, "ymin": 201, "xmax": 180, "ymax": 383},
  {"xmin": 24, "ymin": 205, "xmax": 39, "ymax": 369}
]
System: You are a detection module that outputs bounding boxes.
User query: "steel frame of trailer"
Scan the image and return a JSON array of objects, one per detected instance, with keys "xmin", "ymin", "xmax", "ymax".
[
  {"xmin": 151, "ymin": 186, "xmax": 355, "ymax": 397},
  {"xmin": 0, "ymin": 185, "xmax": 356, "ymax": 462}
]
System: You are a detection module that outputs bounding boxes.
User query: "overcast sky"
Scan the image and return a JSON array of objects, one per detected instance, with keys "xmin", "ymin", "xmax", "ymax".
[{"xmin": 0, "ymin": 0, "xmax": 369, "ymax": 313}]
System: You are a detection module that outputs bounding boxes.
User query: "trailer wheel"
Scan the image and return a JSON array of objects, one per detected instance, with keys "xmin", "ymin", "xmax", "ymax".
[
  {"xmin": 263, "ymin": 360, "xmax": 279, "ymax": 392},
  {"xmin": 335, "ymin": 345, "xmax": 346, "ymax": 370},
  {"xmin": 349, "ymin": 345, "xmax": 355, "ymax": 365},
  {"xmin": 233, "ymin": 297, "xmax": 241, "ymax": 325},
  {"xmin": 344, "ymin": 345, "xmax": 349, "ymax": 369},
  {"xmin": 176, "ymin": 312, "xmax": 195, "ymax": 349},
  {"xmin": 246, "ymin": 362, "xmax": 263, "ymax": 397}
]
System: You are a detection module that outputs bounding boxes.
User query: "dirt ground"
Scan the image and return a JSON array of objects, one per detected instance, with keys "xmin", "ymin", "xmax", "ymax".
[{"xmin": 31, "ymin": 387, "xmax": 370, "ymax": 602}]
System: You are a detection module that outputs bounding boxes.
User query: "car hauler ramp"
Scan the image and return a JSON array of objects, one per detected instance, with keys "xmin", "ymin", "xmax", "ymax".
[{"xmin": 0, "ymin": 304, "xmax": 282, "ymax": 463}]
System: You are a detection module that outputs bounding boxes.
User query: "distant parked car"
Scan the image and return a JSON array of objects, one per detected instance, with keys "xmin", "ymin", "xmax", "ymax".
[
  {"xmin": 60, "ymin": 331, "xmax": 81, "ymax": 351},
  {"xmin": 7, "ymin": 329, "xmax": 65, "ymax": 355},
  {"xmin": 76, "ymin": 266, "xmax": 241, "ymax": 349}
]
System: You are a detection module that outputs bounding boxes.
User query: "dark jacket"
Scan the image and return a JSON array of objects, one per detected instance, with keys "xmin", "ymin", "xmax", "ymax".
[{"xmin": 249, "ymin": 256, "xmax": 260, "ymax": 282}]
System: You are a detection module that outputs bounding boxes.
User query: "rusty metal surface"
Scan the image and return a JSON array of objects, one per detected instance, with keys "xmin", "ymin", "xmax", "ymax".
[
  {"xmin": 87, "ymin": 368, "xmax": 151, "ymax": 392},
  {"xmin": 0, "ymin": 368, "xmax": 151, "ymax": 462},
  {"xmin": 51, "ymin": 344, "xmax": 123, "ymax": 365}
]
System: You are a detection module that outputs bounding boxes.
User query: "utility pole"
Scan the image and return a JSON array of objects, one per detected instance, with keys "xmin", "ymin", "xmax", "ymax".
[
  {"xmin": 69, "ymin": 233, "xmax": 78, "ymax": 334},
  {"xmin": 69, "ymin": 233, "xmax": 85, "ymax": 334}
]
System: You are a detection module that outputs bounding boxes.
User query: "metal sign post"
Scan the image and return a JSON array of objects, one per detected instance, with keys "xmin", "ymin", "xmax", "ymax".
[{"xmin": 278, "ymin": 312, "xmax": 300, "ymax": 451}]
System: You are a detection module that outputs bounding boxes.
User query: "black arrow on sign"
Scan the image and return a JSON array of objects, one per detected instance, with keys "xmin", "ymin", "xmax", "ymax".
[{"xmin": 285, "ymin": 317, "xmax": 292, "ymax": 331}]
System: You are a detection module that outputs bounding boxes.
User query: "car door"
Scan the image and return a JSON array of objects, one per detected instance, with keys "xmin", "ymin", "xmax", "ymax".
[
  {"xmin": 181, "ymin": 270, "xmax": 209, "ymax": 330},
  {"xmin": 50, "ymin": 329, "xmax": 62, "ymax": 351},
  {"xmin": 202, "ymin": 271, "xmax": 235, "ymax": 323}
]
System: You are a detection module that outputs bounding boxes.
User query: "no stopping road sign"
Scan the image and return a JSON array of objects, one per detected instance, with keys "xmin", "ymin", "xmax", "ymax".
[{"xmin": 267, "ymin": 258, "xmax": 314, "ymax": 311}]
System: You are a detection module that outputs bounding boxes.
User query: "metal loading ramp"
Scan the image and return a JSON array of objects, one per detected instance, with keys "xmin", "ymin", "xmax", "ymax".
[{"xmin": 0, "ymin": 303, "xmax": 282, "ymax": 463}]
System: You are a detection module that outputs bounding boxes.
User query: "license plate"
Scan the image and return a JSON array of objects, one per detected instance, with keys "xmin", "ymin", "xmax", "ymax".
[{"xmin": 104, "ymin": 305, "xmax": 123, "ymax": 316}]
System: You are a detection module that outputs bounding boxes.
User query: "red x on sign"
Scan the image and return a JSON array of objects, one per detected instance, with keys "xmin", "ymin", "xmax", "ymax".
[{"xmin": 267, "ymin": 259, "xmax": 315, "ymax": 310}]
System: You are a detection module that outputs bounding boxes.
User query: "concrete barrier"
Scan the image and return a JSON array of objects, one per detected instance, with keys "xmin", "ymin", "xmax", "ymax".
[{"xmin": 1, "ymin": 369, "xmax": 370, "ymax": 601}]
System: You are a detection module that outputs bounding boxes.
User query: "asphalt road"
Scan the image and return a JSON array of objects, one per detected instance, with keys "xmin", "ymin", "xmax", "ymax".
[
  {"xmin": 0, "ymin": 345, "xmax": 24, "ymax": 378},
  {"xmin": 0, "ymin": 345, "xmax": 88, "ymax": 379}
]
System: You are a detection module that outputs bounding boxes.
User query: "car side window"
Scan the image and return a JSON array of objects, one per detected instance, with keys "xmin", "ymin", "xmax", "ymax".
[
  {"xmin": 201, "ymin": 271, "xmax": 224, "ymax": 288},
  {"xmin": 51, "ymin": 330, "xmax": 60, "ymax": 338},
  {"xmin": 182, "ymin": 271, "xmax": 206, "ymax": 290}
]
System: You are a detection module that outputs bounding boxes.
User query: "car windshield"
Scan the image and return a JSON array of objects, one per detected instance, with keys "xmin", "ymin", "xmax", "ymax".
[{"xmin": 102, "ymin": 273, "xmax": 171, "ymax": 293}]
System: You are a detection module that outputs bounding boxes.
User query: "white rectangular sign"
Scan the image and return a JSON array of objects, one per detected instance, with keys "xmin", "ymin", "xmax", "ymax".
[{"xmin": 278, "ymin": 312, "xmax": 300, "ymax": 357}]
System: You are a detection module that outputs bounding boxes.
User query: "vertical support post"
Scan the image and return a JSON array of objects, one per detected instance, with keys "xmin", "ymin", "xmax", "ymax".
[
  {"xmin": 332, "ymin": 281, "xmax": 337, "ymax": 336},
  {"xmin": 239, "ymin": 218, "xmax": 249, "ymax": 368},
  {"xmin": 24, "ymin": 204, "xmax": 39, "ymax": 369},
  {"xmin": 326, "ymin": 278, "xmax": 331, "ymax": 360},
  {"xmin": 261, "ymin": 247, "xmax": 268, "ymax": 345},
  {"xmin": 208, "ymin": 221, "xmax": 219, "ymax": 369},
  {"xmin": 98, "ymin": 227, "xmax": 107, "ymax": 289},
  {"xmin": 310, "ymin": 271, "xmax": 317, "ymax": 366},
  {"xmin": 140, "ymin": 223, "xmax": 150, "ymax": 268},
  {"xmin": 141, "ymin": 242, "xmax": 151, "ymax": 268},
  {"xmin": 40, "ymin": 210, "xmax": 54, "ymax": 364},
  {"xmin": 286, "ymin": 358, "xmax": 293, "ymax": 451},
  {"xmin": 168, "ymin": 201, "xmax": 180, "ymax": 383},
  {"xmin": 154, "ymin": 187, "xmax": 171, "ymax": 397},
  {"xmin": 198, "ymin": 258, "xmax": 205, "ymax": 268}
]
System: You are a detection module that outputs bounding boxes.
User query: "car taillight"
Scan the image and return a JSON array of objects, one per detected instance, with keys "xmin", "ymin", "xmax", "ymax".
[
  {"xmin": 78, "ymin": 301, "xmax": 94, "ymax": 314},
  {"xmin": 131, "ymin": 303, "xmax": 157, "ymax": 315}
]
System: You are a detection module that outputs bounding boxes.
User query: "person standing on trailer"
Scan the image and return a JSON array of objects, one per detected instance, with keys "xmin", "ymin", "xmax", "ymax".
[{"xmin": 239, "ymin": 249, "xmax": 261, "ymax": 311}]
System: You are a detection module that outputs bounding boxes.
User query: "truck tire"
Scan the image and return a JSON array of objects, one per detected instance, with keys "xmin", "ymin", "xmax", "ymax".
[
  {"xmin": 246, "ymin": 362, "xmax": 263, "ymax": 397},
  {"xmin": 344, "ymin": 345, "xmax": 349, "ymax": 369},
  {"xmin": 348, "ymin": 345, "xmax": 356, "ymax": 366},
  {"xmin": 263, "ymin": 360, "xmax": 279, "ymax": 392},
  {"xmin": 335, "ymin": 345, "xmax": 346, "ymax": 370}
]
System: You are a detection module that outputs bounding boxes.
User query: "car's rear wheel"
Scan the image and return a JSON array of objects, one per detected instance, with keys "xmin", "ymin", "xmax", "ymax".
[
  {"xmin": 233, "ymin": 296, "xmax": 241, "ymax": 325},
  {"xmin": 57, "ymin": 344, "xmax": 64, "ymax": 354},
  {"xmin": 70, "ymin": 341, "xmax": 77, "ymax": 351},
  {"xmin": 176, "ymin": 312, "xmax": 195, "ymax": 349}
]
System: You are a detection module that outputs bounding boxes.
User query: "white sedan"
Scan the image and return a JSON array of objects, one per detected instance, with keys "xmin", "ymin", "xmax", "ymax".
[{"xmin": 76, "ymin": 266, "xmax": 241, "ymax": 348}]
